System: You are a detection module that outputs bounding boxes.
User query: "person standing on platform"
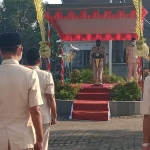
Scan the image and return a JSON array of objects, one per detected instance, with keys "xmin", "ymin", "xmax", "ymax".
[
  {"xmin": 126, "ymin": 38, "xmax": 138, "ymax": 82},
  {"xmin": 90, "ymin": 39, "xmax": 106, "ymax": 85},
  {"xmin": 141, "ymin": 76, "xmax": 150, "ymax": 150},
  {"xmin": 26, "ymin": 48, "xmax": 57, "ymax": 150},
  {"xmin": 0, "ymin": 33, "xmax": 43, "ymax": 150}
]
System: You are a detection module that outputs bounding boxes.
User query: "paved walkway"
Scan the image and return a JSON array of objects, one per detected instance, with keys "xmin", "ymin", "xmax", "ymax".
[{"xmin": 49, "ymin": 116, "xmax": 143, "ymax": 150}]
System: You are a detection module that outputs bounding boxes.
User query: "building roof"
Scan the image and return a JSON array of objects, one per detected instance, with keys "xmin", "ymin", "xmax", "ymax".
[
  {"xmin": 45, "ymin": 3, "xmax": 148, "ymax": 41},
  {"xmin": 46, "ymin": 3, "xmax": 136, "ymax": 16},
  {"xmin": 62, "ymin": 0, "xmax": 150, "ymax": 21}
]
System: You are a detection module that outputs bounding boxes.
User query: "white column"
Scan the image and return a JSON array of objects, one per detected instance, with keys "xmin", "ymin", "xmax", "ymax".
[{"xmin": 109, "ymin": 0, "xmax": 112, "ymax": 75}]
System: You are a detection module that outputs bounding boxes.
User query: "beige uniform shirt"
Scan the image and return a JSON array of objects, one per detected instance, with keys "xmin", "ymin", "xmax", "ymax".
[
  {"xmin": 0, "ymin": 59, "xmax": 43, "ymax": 150},
  {"xmin": 126, "ymin": 45, "xmax": 138, "ymax": 63},
  {"xmin": 32, "ymin": 66, "xmax": 55, "ymax": 124},
  {"xmin": 90, "ymin": 46, "xmax": 105, "ymax": 66},
  {"xmin": 141, "ymin": 76, "xmax": 150, "ymax": 114}
]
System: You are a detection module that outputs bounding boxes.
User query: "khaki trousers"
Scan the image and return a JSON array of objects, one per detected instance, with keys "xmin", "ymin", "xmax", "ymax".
[
  {"xmin": 128, "ymin": 63, "xmax": 138, "ymax": 82},
  {"xmin": 93, "ymin": 65, "xmax": 103, "ymax": 83},
  {"xmin": 8, "ymin": 141, "xmax": 33, "ymax": 150},
  {"xmin": 43, "ymin": 124, "xmax": 50, "ymax": 150},
  {"xmin": 8, "ymin": 146, "xmax": 32, "ymax": 150},
  {"xmin": 8, "ymin": 124, "xmax": 50, "ymax": 150}
]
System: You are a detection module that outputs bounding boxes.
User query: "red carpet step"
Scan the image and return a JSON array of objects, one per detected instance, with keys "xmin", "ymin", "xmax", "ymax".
[
  {"xmin": 70, "ymin": 84, "xmax": 113, "ymax": 121},
  {"xmin": 77, "ymin": 93, "xmax": 110, "ymax": 101}
]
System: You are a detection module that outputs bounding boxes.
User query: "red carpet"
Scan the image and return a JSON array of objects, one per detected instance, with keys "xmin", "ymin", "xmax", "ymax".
[{"xmin": 71, "ymin": 84, "xmax": 113, "ymax": 121}]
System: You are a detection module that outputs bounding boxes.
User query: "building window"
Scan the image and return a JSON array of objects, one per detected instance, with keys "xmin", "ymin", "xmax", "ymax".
[
  {"xmin": 72, "ymin": 50, "xmax": 83, "ymax": 67},
  {"xmin": 72, "ymin": 50, "xmax": 90, "ymax": 68}
]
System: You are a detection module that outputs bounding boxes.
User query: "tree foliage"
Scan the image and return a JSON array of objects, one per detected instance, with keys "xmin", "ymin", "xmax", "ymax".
[{"xmin": 0, "ymin": 0, "xmax": 59, "ymax": 64}]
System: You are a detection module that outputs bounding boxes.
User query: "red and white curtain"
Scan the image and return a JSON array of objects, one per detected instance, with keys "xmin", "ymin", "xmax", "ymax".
[{"xmin": 138, "ymin": 57, "xmax": 143, "ymax": 89}]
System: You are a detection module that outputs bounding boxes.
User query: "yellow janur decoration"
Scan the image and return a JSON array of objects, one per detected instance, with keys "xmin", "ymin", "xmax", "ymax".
[
  {"xmin": 132, "ymin": 0, "xmax": 149, "ymax": 58},
  {"xmin": 34, "ymin": 0, "xmax": 51, "ymax": 58},
  {"xmin": 66, "ymin": 51, "xmax": 76, "ymax": 63}
]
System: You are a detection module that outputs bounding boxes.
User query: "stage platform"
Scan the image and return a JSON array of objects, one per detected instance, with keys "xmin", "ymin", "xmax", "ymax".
[{"xmin": 70, "ymin": 84, "xmax": 114, "ymax": 121}]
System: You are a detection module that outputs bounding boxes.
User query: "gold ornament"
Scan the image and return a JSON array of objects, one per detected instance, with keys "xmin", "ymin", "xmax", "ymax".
[
  {"xmin": 132, "ymin": 0, "xmax": 149, "ymax": 58},
  {"xmin": 66, "ymin": 51, "xmax": 76, "ymax": 63},
  {"xmin": 39, "ymin": 41, "xmax": 51, "ymax": 58},
  {"xmin": 34, "ymin": 0, "xmax": 51, "ymax": 58}
]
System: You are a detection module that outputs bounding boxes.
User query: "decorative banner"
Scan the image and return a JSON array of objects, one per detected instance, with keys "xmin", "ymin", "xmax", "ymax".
[
  {"xmin": 70, "ymin": 43, "xmax": 80, "ymax": 51},
  {"xmin": 48, "ymin": 22, "xmax": 51, "ymax": 47},
  {"xmin": 47, "ymin": 57, "xmax": 51, "ymax": 71},
  {"xmin": 34, "ymin": 0, "xmax": 51, "ymax": 58},
  {"xmin": 47, "ymin": 22, "xmax": 51, "ymax": 71},
  {"xmin": 138, "ymin": 57, "xmax": 143, "ymax": 88},
  {"xmin": 60, "ymin": 44, "xmax": 64, "ymax": 84}
]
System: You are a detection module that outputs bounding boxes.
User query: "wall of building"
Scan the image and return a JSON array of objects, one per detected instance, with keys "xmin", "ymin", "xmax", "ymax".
[{"xmin": 63, "ymin": 41, "xmax": 109, "ymax": 63}]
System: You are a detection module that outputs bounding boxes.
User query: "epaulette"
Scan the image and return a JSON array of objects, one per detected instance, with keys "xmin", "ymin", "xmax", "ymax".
[{"xmin": 22, "ymin": 65, "xmax": 34, "ymax": 70}]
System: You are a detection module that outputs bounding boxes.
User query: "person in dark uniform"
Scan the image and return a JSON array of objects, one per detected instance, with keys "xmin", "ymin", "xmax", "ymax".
[{"xmin": 90, "ymin": 40, "xmax": 106, "ymax": 84}]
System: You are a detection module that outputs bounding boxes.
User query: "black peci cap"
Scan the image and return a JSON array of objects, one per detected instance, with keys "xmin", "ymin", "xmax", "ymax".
[
  {"xmin": 0, "ymin": 33, "xmax": 21, "ymax": 48},
  {"xmin": 96, "ymin": 39, "xmax": 101, "ymax": 43},
  {"xmin": 26, "ymin": 48, "xmax": 40, "ymax": 63}
]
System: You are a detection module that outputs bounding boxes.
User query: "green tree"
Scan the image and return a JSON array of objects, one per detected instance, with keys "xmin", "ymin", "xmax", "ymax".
[
  {"xmin": 0, "ymin": 0, "xmax": 41, "ymax": 63},
  {"xmin": 0, "ymin": 0, "xmax": 60, "ymax": 72}
]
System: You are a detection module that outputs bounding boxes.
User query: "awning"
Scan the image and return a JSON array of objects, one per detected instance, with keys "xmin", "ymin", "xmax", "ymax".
[{"xmin": 45, "ymin": 3, "xmax": 147, "ymax": 41}]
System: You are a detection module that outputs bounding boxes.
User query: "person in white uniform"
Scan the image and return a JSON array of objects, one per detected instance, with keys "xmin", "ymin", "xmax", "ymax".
[
  {"xmin": 0, "ymin": 33, "xmax": 43, "ymax": 150},
  {"xmin": 141, "ymin": 76, "xmax": 150, "ymax": 150},
  {"xmin": 126, "ymin": 38, "xmax": 138, "ymax": 82},
  {"xmin": 25, "ymin": 48, "xmax": 57, "ymax": 150}
]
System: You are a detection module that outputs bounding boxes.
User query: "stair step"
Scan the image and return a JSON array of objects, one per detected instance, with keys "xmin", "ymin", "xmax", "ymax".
[
  {"xmin": 80, "ymin": 87, "xmax": 110, "ymax": 93},
  {"xmin": 77, "ymin": 93, "xmax": 110, "ymax": 100},
  {"xmin": 72, "ymin": 110, "xmax": 108, "ymax": 121},
  {"xmin": 73, "ymin": 100, "xmax": 108, "ymax": 111}
]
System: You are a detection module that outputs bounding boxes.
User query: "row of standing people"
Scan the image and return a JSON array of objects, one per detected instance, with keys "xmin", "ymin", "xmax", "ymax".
[
  {"xmin": 90, "ymin": 38, "xmax": 139, "ymax": 85},
  {"xmin": 0, "ymin": 33, "xmax": 57, "ymax": 150}
]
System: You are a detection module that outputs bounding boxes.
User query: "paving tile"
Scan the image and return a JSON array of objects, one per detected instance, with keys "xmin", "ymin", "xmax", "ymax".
[{"xmin": 48, "ymin": 115, "xmax": 143, "ymax": 150}]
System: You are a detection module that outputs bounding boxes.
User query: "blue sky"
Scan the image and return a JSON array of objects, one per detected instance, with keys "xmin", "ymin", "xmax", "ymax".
[{"xmin": 0, "ymin": 0, "xmax": 62, "ymax": 4}]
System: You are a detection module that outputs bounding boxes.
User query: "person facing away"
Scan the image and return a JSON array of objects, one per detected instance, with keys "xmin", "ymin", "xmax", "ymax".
[
  {"xmin": 25, "ymin": 48, "xmax": 57, "ymax": 150},
  {"xmin": 126, "ymin": 37, "xmax": 138, "ymax": 82},
  {"xmin": 90, "ymin": 39, "xmax": 106, "ymax": 84},
  {"xmin": 141, "ymin": 76, "xmax": 150, "ymax": 150},
  {"xmin": 0, "ymin": 33, "xmax": 44, "ymax": 150}
]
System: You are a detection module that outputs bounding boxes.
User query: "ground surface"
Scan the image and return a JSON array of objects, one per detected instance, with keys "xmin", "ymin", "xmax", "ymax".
[{"xmin": 49, "ymin": 116, "xmax": 143, "ymax": 150}]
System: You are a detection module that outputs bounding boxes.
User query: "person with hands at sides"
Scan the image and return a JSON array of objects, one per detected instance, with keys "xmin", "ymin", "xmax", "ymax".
[
  {"xmin": 126, "ymin": 37, "xmax": 138, "ymax": 82},
  {"xmin": 26, "ymin": 48, "xmax": 57, "ymax": 150},
  {"xmin": 0, "ymin": 33, "xmax": 43, "ymax": 150}
]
